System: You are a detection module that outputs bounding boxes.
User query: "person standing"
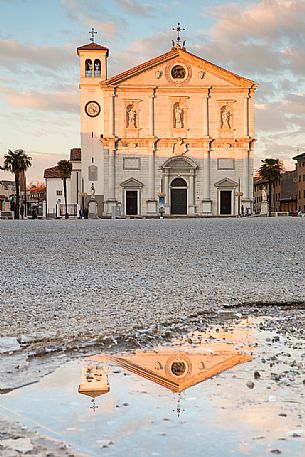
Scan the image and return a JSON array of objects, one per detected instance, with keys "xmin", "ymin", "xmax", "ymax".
[{"xmin": 20, "ymin": 203, "xmax": 24, "ymax": 219}]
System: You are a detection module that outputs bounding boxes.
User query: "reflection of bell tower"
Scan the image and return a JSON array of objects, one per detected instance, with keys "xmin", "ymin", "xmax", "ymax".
[
  {"xmin": 78, "ymin": 363, "xmax": 110, "ymax": 410},
  {"xmin": 77, "ymin": 30, "xmax": 110, "ymax": 212}
]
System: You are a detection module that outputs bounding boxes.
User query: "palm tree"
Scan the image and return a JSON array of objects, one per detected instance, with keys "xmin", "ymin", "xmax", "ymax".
[
  {"xmin": 259, "ymin": 158, "xmax": 283, "ymax": 216},
  {"xmin": 2, "ymin": 149, "xmax": 32, "ymax": 219},
  {"xmin": 57, "ymin": 160, "xmax": 72, "ymax": 219}
]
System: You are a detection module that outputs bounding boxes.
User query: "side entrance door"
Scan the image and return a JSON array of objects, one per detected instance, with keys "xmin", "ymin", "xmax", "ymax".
[
  {"xmin": 220, "ymin": 190, "xmax": 232, "ymax": 215},
  {"xmin": 126, "ymin": 190, "xmax": 138, "ymax": 215}
]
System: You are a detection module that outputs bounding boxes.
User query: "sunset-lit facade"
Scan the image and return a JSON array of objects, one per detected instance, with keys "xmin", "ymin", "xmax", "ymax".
[{"xmin": 72, "ymin": 39, "xmax": 257, "ymax": 217}]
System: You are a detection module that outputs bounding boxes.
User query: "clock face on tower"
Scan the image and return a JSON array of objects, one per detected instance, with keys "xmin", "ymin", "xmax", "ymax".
[{"xmin": 85, "ymin": 101, "xmax": 101, "ymax": 117}]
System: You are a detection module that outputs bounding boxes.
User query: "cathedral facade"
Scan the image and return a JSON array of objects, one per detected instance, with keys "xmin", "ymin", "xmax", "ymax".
[{"xmin": 76, "ymin": 38, "xmax": 256, "ymax": 217}]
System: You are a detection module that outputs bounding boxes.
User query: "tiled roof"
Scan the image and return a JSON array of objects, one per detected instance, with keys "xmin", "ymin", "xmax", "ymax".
[
  {"xmin": 70, "ymin": 148, "xmax": 81, "ymax": 161},
  {"xmin": 44, "ymin": 166, "xmax": 62, "ymax": 179},
  {"xmin": 29, "ymin": 186, "xmax": 46, "ymax": 194},
  {"xmin": 254, "ymin": 178, "xmax": 268, "ymax": 185},
  {"xmin": 293, "ymin": 152, "xmax": 305, "ymax": 160},
  {"xmin": 0, "ymin": 180, "xmax": 15, "ymax": 186},
  {"xmin": 77, "ymin": 42, "xmax": 109, "ymax": 56}
]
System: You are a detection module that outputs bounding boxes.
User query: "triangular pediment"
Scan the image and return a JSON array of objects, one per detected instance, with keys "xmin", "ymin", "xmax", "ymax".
[
  {"xmin": 120, "ymin": 177, "xmax": 143, "ymax": 188},
  {"xmin": 111, "ymin": 349, "xmax": 251, "ymax": 393},
  {"xmin": 214, "ymin": 178, "xmax": 238, "ymax": 188},
  {"xmin": 105, "ymin": 47, "xmax": 256, "ymax": 88}
]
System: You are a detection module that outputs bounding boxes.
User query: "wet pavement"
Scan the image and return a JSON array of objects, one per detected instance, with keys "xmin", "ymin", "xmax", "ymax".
[{"xmin": 1, "ymin": 318, "xmax": 304, "ymax": 456}]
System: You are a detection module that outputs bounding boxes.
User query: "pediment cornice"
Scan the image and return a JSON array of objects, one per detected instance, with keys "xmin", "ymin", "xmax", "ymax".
[{"xmin": 104, "ymin": 47, "xmax": 257, "ymax": 89}]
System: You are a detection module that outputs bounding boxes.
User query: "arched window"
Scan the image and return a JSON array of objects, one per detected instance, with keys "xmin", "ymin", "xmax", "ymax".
[
  {"xmin": 94, "ymin": 59, "xmax": 101, "ymax": 77},
  {"xmin": 171, "ymin": 177, "xmax": 187, "ymax": 187},
  {"xmin": 85, "ymin": 59, "xmax": 92, "ymax": 77}
]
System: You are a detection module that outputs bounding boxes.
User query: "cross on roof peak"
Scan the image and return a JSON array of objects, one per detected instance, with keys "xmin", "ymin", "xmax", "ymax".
[
  {"xmin": 172, "ymin": 22, "xmax": 186, "ymax": 49},
  {"xmin": 89, "ymin": 27, "xmax": 97, "ymax": 43}
]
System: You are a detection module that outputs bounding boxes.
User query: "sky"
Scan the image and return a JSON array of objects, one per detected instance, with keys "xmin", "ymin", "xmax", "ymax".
[{"xmin": 1, "ymin": 0, "xmax": 305, "ymax": 182}]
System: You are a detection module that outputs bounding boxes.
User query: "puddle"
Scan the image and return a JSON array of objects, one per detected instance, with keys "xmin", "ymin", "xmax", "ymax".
[{"xmin": 1, "ymin": 319, "xmax": 304, "ymax": 456}]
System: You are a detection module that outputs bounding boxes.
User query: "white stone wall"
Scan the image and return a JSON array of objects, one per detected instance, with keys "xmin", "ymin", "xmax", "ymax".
[{"xmin": 46, "ymin": 178, "xmax": 71, "ymax": 217}]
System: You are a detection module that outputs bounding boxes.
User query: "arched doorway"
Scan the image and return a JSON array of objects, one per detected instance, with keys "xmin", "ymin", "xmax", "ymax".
[{"xmin": 170, "ymin": 177, "xmax": 187, "ymax": 214}]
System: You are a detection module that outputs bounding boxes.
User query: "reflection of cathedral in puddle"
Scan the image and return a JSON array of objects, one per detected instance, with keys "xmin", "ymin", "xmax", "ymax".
[{"xmin": 78, "ymin": 326, "xmax": 253, "ymax": 414}]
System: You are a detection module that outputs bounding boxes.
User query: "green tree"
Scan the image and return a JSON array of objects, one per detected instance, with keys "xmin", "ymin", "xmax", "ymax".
[
  {"xmin": 57, "ymin": 160, "xmax": 72, "ymax": 219},
  {"xmin": 2, "ymin": 149, "xmax": 32, "ymax": 219},
  {"xmin": 259, "ymin": 158, "xmax": 283, "ymax": 216}
]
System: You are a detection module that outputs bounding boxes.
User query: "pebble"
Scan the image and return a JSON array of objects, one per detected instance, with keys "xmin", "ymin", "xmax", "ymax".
[
  {"xmin": 0, "ymin": 337, "xmax": 20, "ymax": 353},
  {"xmin": 0, "ymin": 438, "xmax": 33, "ymax": 453}
]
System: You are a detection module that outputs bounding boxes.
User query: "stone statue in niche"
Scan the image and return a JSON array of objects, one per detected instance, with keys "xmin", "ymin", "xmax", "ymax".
[
  {"xmin": 262, "ymin": 186, "xmax": 267, "ymax": 202},
  {"xmin": 173, "ymin": 137, "xmax": 187, "ymax": 156},
  {"xmin": 90, "ymin": 183, "xmax": 95, "ymax": 199},
  {"xmin": 174, "ymin": 104, "xmax": 184, "ymax": 129},
  {"xmin": 127, "ymin": 105, "xmax": 137, "ymax": 128},
  {"xmin": 221, "ymin": 105, "xmax": 232, "ymax": 129}
]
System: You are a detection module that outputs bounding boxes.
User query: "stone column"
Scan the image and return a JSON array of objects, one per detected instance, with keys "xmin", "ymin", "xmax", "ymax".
[
  {"xmin": 203, "ymin": 91, "xmax": 210, "ymax": 137},
  {"xmin": 201, "ymin": 146, "xmax": 212, "ymax": 214},
  {"xmin": 109, "ymin": 91, "xmax": 116, "ymax": 137},
  {"xmin": 188, "ymin": 171, "xmax": 196, "ymax": 215},
  {"xmin": 148, "ymin": 145, "xmax": 155, "ymax": 200},
  {"xmin": 149, "ymin": 90, "xmax": 155, "ymax": 136},
  {"xmin": 243, "ymin": 95, "xmax": 249, "ymax": 136},
  {"xmin": 164, "ymin": 170, "xmax": 169, "ymax": 209},
  {"xmin": 108, "ymin": 146, "xmax": 116, "ymax": 200},
  {"xmin": 203, "ymin": 149, "xmax": 210, "ymax": 200},
  {"xmin": 242, "ymin": 149, "xmax": 249, "ymax": 201},
  {"xmin": 147, "ymin": 142, "xmax": 157, "ymax": 215}
]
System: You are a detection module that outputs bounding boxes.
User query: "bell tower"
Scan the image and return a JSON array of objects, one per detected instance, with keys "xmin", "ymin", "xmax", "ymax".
[{"xmin": 77, "ymin": 31, "xmax": 109, "ymax": 215}]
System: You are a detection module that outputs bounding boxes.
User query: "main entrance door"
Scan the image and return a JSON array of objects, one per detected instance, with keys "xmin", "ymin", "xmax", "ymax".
[
  {"xmin": 170, "ymin": 178, "xmax": 187, "ymax": 215},
  {"xmin": 126, "ymin": 191, "xmax": 138, "ymax": 215},
  {"xmin": 220, "ymin": 190, "xmax": 232, "ymax": 215}
]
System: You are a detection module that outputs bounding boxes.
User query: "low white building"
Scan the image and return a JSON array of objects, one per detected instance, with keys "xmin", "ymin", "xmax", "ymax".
[{"xmin": 44, "ymin": 149, "xmax": 81, "ymax": 218}]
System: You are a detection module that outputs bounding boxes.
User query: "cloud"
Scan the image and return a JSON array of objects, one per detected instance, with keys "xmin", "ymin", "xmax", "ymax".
[
  {"xmin": 0, "ymin": 39, "xmax": 74, "ymax": 71},
  {"xmin": 0, "ymin": 151, "xmax": 69, "ymax": 183},
  {"xmin": 4, "ymin": 90, "xmax": 78, "ymax": 113},
  {"xmin": 114, "ymin": 0, "xmax": 155, "ymax": 17},
  {"xmin": 211, "ymin": 0, "xmax": 305, "ymax": 44},
  {"xmin": 61, "ymin": 0, "xmax": 126, "ymax": 39},
  {"xmin": 257, "ymin": 138, "xmax": 299, "ymax": 165},
  {"xmin": 200, "ymin": 0, "xmax": 305, "ymax": 78},
  {"xmin": 283, "ymin": 94, "xmax": 305, "ymax": 114},
  {"xmin": 108, "ymin": 31, "xmax": 171, "ymax": 76},
  {"xmin": 255, "ymin": 103, "xmax": 289, "ymax": 132}
]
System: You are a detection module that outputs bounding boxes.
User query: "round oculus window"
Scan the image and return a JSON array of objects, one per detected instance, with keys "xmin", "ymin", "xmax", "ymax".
[
  {"xmin": 170, "ymin": 361, "xmax": 187, "ymax": 377},
  {"xmin": 171, "ymin": 65, "xmax": 186, "ymax": 80}
]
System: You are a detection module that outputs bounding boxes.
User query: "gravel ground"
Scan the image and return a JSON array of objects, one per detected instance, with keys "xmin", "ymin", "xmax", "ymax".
[
  {"xmin": 0, "ymin": 218, "xmax": 304, "ymax": 345},
  {"xmin": 0, "ymin": 218, "xmax": 304, "ymax": 456},
  {"xmin": 0, "ymin": 416, "xmax": 87, "ymax": 456}
]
